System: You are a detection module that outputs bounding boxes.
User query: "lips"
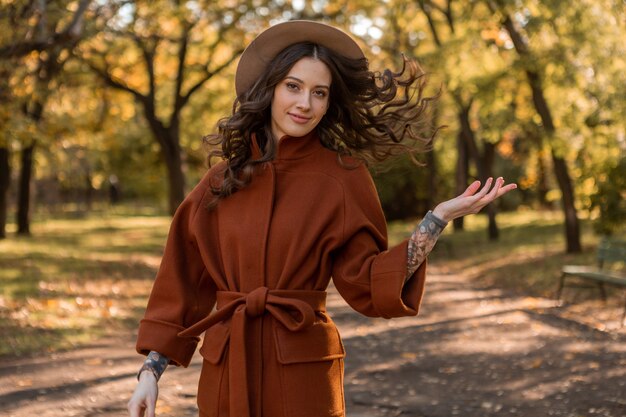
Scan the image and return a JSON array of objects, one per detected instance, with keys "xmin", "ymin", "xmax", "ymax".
[{"xmin": 288, "ymin": 113, "xmax": 311, "ymax": 124}]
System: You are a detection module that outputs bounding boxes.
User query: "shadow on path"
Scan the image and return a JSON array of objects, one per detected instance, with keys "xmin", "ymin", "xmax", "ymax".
[{"xmin": 1, "ymin": 267, "xmax": 624, "ymax": 417}]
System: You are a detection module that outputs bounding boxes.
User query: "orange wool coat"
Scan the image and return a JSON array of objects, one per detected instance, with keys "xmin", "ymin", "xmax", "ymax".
[{"xmin": 136, "ymin": 130, "xmax": 428, "ymax": 417}]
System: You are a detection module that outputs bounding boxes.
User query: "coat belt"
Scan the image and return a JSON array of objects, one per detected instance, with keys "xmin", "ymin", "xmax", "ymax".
[{"xmin": 178, "ymin": 287, "xmax": 327, "ymax": 417}]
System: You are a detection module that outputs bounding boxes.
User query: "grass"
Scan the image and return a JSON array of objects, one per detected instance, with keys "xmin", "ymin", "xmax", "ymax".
[
  {"xmin": 0, "ymin": 206, "xmax": 619, "ymax": 357},
  {"xmin": 0, "ymin": 207, "xmax": 171, "ymax": 357}
]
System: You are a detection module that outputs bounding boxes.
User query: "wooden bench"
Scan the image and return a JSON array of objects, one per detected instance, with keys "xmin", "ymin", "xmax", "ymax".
[{"xmin": 555, "ymin": 237, "xmax": 626, "ymax": 326}]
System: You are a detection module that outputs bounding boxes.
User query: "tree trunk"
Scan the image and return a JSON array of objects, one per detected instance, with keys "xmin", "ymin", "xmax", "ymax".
[
  {"xmin": 526, "ymin": 74, "xmax": 581, "ymax": 252},
  {"xmin": 163, "ymin": 147, "xmax": 186, "ymax": 216},
  {"xmin": 17, "ymin": 142, "xmax": 35, "ymax": 235},
  {"xmin": 156, "ymin": 127, "xmax": 186, "ymax": 215},
  {"xmin": 18, "ymin": 98, "xmax": 44, "ymax": 236},
  {"xmin": 457, "ymin": 99, "xmax": 500, "ymax": 240},
  {"xmin": 499, "ymin": 12, "xmax": 581, "ymax": 253},
  {"xmin": 142, "ymin": 105, "xmax": 186, "ymax": 215},
  {"xmin": 453, "ymin": 131, "xmax": 468, "ymax": 231},
  {"xmin": 552, "ymin": 155, "xmax": 581, "ymax": 252},
  {"xmin": 536, "ymin": 147, "xmax": 550, "ymax": 208},
  {"xmin": 483, "ymin": 141, "xmax": 499, "ymax": 240},
  {"xmin": 0, "ymin": 146, "xmax": 10, "ymax": 239}
]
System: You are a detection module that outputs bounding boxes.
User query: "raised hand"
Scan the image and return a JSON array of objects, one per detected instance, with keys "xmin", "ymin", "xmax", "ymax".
[{"xmin": 431, "ymin": 177, "xmax": 517, "ymax": 223}]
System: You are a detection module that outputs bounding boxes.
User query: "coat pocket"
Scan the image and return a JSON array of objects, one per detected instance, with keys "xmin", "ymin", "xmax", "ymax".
[
  {"xmin": 274, "ymin": 315, "xmax": 346, "ymax": 417},
  {"xmin": 273, "ymin": 314, "xmax": 346, "ymax": 363}
]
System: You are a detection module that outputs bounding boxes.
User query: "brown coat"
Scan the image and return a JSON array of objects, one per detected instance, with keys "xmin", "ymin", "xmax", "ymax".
[{"xmin": 136, "ymin": 130, "xmax": 428, "ymax": 417}]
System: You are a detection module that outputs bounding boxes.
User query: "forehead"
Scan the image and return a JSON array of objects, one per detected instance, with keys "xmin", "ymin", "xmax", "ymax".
[{"xmin": 286, "ymin": 57, "xmax": 332, "ymax": 85}]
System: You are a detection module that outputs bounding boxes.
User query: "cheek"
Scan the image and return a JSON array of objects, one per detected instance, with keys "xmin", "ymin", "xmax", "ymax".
[
  {"xmin": 270, "ymin": 94, "xmax": 283, "ymax": 118},
  {"xmin": 271, "ymin": 87, "xmax": 283, "ymax": 107},
  {"xmin": 318, "ymin": 100, "xmax": 329, "ymax": 115}
]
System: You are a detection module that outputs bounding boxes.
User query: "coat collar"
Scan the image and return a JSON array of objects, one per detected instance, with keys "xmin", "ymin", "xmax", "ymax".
[{"xmin": 251, "ymin": 130, "xmax": 321, "ymax": 161}]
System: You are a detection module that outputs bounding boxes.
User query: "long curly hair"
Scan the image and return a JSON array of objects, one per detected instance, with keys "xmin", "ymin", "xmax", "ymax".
[{"xmin": 203, "ymin": 42, "xmax": 439, "ymax": 209}]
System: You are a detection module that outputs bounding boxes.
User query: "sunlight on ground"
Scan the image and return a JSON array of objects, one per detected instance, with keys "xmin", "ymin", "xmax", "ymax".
[
  {"xmin": 389, "ymin": 210, "xmax": 625, "ymax": 331},
  {"xmin": 0, "ymin": 211, "xmax": 171, "ymax": 356},
  {"xmin": 1, "ymin": 208, "xmax": 623, "ymax": 356}
]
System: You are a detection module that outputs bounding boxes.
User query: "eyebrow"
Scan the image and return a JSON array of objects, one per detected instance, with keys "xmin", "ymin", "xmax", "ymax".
[{"xmin": 284, "ymin": 76, "xmax": 330, "ymax": 90}]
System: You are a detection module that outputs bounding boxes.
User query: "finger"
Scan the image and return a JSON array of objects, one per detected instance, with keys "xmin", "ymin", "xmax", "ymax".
[
  {"xmin": 483, "ymin": 177, "xmax": 504, "ymax": 201},
  {"xmin": 495, "ymin": 183, "xmax": 517, "ymax": 198},
  {"xmin": 472, "ymin": 177, "xmax": 493, "ymax": 201},
  {"xmin": 127, "ymin": 400, "xmax": 135, "ymax": 417},
  {"xmin": 146, "ymin": 399, "xmax": 156, "ymax": 417},
  {"xmin": 128, "ymin": 403, "xmax": 145, "ymax": 417},
  {"xmin": 461, "ymin": 180, "xmax": 482, "ymax": 197}
]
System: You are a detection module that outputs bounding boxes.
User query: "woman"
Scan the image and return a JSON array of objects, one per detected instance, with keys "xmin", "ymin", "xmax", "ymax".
[{"xmin": 128, "ymin": 20, "xmax": 516, "ymax": 417}]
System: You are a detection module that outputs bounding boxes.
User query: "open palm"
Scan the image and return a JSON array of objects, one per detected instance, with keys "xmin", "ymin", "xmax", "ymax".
[{"xmin": 432, "ymin": 177, "xmax": 517, "ymax": 223}]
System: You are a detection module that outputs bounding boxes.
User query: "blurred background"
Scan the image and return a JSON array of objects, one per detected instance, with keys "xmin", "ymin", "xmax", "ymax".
[{"xmin": 0, "ymin": 0, "xmax": 624, "ymax": 354}]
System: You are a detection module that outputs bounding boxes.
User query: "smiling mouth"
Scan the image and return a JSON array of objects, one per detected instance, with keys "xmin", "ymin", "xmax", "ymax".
[{"xmin": 288, "ymin": 113, "xmax": 311, "ymax": 122}]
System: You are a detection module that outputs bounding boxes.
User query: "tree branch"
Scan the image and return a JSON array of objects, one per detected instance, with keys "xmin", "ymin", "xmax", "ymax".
[
  {"xmin": 131, "ymin": 33, "xmax": 157, "ymax": 105},
  {"xmin": 0, "ymin": 0, "xmax": 93, "ymax": 59},
  {"xmin": 176, "ymin": 16, "xmax": 245, "ymax": 112},
  {"xmin": 178, "ymin": 46, "xmax": 244, "ymax": 110},
  {"xmin": 445, "ymin": 0, "xmax": 455, "ymax": 34},
  {"xmin": 64, "ymin": 0, "xmax": 92, "ymax": 38},
  {"xmin": 81, "ymin": 57, "xmax": 146, "ymax": 104},
  {"xmin": 172, "ymin": 23, "xmax": 192, "ymax": 117},
  {"xmin": 417, "ymin": 0, "xmax": 442, "ymax": 47}
]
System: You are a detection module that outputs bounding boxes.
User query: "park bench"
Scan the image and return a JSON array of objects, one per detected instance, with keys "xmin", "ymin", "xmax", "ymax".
[{"xmin": 555, "ymin": 237, "xmax": 626, "ymax": 326}]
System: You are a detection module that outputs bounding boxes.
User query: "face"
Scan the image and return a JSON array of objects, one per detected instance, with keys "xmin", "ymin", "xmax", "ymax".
[{"xmin": 270, "ymin": 57, "xmax": 331, "ymax": 142}]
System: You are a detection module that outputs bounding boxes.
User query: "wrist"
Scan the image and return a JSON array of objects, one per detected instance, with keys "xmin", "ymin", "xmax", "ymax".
[
  {"xmin": 138, "ymin": 368, "xmax": 158, "ymax": 383},
  {"xmin": 137, "ymin": 351, "xmax": 169, "ymax": 382},
  {"xmin": 431, "ymin": 206, "xmax": 449, "ymax": 224}
]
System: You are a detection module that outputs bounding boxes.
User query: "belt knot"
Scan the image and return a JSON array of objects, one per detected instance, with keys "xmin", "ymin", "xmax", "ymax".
[{"xmin": 245, "ymin": 286, "xmax": 269, "ymax": 317}]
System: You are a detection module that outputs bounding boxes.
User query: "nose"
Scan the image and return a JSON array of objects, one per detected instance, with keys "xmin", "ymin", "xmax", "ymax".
[{"xmin": 296, "ymin": 92, "xmax": 311, "ymax": 111}]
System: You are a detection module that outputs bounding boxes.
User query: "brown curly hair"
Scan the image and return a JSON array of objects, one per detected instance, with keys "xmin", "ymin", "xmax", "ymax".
[{"xmin": 202, "ymin": 42, "xmax": 439, "ymax": 209}]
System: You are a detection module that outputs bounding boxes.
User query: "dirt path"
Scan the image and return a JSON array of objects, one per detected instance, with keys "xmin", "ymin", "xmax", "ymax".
[{"xmin": 1, "ymin": 265, "xmax": 625, "ymax": 417}]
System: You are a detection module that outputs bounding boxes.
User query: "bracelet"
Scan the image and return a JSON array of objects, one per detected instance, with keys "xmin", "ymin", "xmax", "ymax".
[
  {"xmin": 425, "ymin": 210, "xmax": 448, "ymax": 228},
  {"xmin": 137, "ymin": 363, "xmax": 160, "ymax": 382},
  {"xmin": 136, "ymin": 351, "xmax": 169, "ymax": 382}
]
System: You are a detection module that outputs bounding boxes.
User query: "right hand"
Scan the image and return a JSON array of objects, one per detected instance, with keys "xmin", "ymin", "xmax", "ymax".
[{"xmin": 128, "ymin": 371, "xmax": 159, "ymax": 417}]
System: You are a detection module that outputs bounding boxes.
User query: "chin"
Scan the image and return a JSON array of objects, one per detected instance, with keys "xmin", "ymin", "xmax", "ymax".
[
  {"xmin": 291, "ymin": 129, "xmax": 313, "ymax": 137},
  {"xmin": 284, "ymin": 127, "xmax": 314, "ymax": 138}
]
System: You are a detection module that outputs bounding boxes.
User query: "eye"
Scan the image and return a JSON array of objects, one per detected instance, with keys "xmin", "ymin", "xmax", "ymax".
[
  {"xmin": 286, "ymin": 82, "xmax": 299, "ymax": 90},
  {"xmin": 313, "ymin": 90, "xmax": 328, "ymax": 97}
]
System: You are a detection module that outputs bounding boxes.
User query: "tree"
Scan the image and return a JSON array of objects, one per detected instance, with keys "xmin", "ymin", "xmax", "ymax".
[
  {"xmin": 412, "ymin": 0, "xmax": 507, "ymax": 239},
  {"xmin": 78, "ymin": 1, "xmax": 252, "ymax": 215},
  {"xmin": 0, "ymin": 0, "xmax": 93, "ymax": 236},
  {"xmin": 485, "ymin": 0, "xmax": 582, "ymax": 252},
  {"xmin": 0, "ymin": 0, "xmax": 92, "ymax": 59}
]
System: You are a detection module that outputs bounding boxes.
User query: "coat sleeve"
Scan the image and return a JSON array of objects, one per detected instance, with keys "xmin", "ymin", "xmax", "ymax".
[
  {"xmin": 331, "ymin": 164, "xmax": 427, "ymax": 319},
  {"xmin": 136, "ymin": 171, "xmax": 217, "ymax": 367}
]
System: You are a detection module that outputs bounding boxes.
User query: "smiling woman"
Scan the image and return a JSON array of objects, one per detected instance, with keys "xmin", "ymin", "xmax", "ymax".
[
  {"xmin": 270, "ymin": 57, "xmax": 331, "ymax": 140},
  {"xmin": 127, "ymin": 20, "xmax": 517, "ymax": 417},
  {"xmin": 201, "ymin": 29, "xmax": 445, "ymax": 210}
]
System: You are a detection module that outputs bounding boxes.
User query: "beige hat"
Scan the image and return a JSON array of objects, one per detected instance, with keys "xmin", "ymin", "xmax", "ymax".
[{"xmin": 235, "ymin": 20, "xmax": 365, "ymax": 97}]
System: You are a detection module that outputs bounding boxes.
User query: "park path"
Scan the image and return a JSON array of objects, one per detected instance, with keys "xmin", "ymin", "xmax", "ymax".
[{"xmin": 1, "ymin": 264, "xmax": 625, "ymax": 417}]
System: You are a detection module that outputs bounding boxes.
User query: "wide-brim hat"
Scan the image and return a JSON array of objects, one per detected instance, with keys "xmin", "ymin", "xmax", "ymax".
[{"xmin": 235, "ymin": 20, "xmax": 365, "ymax": 97}]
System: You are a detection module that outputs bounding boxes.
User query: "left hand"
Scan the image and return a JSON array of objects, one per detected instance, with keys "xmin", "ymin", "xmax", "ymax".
[{"xmin": 432, "ymin": 177, "xmax": 517, "ymax": 223}]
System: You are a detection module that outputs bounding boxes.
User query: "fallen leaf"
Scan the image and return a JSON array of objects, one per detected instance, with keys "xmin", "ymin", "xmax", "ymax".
[{"xmin": 16, "ymin": 379, "xmax": 33, "ymax": 387}]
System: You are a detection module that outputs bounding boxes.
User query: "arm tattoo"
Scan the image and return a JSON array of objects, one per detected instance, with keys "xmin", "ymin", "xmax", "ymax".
[
  {"xmin": 137, "ymin": 350, "xmax": 170, "ymax": 382},
  {"xmin": 405, "ymin": 210, "xmax": 447, "ymax": 282}
]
